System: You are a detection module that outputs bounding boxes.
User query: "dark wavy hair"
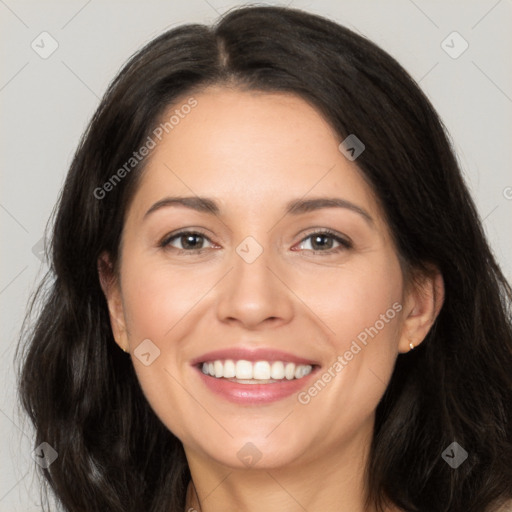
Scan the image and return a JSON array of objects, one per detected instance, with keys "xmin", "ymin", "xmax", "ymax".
[{"xmin": 15, "ymin": 5, "xmax": 512, "ymax": 512}]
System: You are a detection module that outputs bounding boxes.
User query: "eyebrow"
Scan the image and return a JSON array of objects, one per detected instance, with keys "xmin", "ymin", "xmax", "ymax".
[{"xmin": 143, "ymin": 196, "xmax": 374, "ymax": 225}]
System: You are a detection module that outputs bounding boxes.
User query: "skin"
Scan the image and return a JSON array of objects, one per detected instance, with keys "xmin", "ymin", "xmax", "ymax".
[{"xmin": 99, "ymin": 87, "xmax": 444, "ymax": 512}]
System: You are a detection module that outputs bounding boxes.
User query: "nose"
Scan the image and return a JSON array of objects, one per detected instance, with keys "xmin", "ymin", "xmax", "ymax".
[{"xmin": 215, "ymin": 240, "xmax": 295, "ymax": 330}]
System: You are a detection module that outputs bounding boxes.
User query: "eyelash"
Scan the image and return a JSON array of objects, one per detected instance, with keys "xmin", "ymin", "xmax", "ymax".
[{"xmin": 159, "ymin": 229, "xmax": 352, "ymax": 256}]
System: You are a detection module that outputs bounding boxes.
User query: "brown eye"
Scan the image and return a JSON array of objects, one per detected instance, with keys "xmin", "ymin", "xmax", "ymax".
[
  {"xmin": 160, "ymin": 231, "xmax": 214, "ymax": 252},
  {"xmin": 295, "ymin": 230, "xmax": 352, "ymax": 253}
]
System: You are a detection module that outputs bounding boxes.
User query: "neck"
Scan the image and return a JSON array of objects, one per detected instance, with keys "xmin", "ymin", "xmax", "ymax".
[{"xmin": 184, "ymin": 414, "xmax": 394, "ymax": 512}]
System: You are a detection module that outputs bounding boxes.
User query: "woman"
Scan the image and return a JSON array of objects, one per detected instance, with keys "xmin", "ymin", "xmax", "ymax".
[{"xmin": 16, "ymin": 5, "xmax": 512, "ymax": 512}]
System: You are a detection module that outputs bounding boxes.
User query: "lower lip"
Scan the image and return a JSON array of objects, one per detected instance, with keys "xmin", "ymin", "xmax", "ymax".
[{"xmin": 195, "ymin": 366, "xmax": 319, "ymax": 404}]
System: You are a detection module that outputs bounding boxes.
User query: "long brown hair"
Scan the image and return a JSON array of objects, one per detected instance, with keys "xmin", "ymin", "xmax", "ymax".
[{"xmin": 16, "ymin": 6, "xmax": 512, "ymax": 511}]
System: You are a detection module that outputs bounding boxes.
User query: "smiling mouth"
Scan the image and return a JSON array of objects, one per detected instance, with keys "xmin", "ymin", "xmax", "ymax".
[{"xmin": 199, "ymin": 359, "xmax": 316, "ymax": 383}]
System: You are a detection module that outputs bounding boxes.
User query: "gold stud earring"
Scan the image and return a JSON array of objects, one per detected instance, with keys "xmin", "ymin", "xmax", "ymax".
[{"xmin": 409, "ymin": 342, "xmax": 415, "ymax": 351}]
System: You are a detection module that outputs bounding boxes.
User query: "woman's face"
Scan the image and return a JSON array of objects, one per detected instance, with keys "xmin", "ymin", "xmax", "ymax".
[{"xmin": 102, "ymin": 87, "xmax": 430, "ymax": 471}]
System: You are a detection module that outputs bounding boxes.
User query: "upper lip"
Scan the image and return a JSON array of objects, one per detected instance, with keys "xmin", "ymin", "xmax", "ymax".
[{"xmin": 190, "ymin": 347, "xmax": 320, "ymax": 366}]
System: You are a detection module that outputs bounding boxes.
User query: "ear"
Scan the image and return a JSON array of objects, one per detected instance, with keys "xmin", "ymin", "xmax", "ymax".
[
  {"xmin": 98, "ymin": 251, "xmax": 130, "ymax": 353},
  {"xmin": 398, "ymin": 266, "xmax": 444, "ymax": 353}
]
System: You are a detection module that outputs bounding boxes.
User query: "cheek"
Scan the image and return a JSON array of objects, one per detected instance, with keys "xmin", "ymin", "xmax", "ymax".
[
  {"xmin": 293, "ymin": 257, "xmax": 404, "ymax": 440},
  {"xmin": 310, "ymin": 255, "xmax": 404, "ymax": 347},
  {"xmin": 118, "ymin": 254, "xmax": 205, "ymax": 440},
  {"xmin": 305, "ymin": 253, "xmax": 404, "ymax": 407},
  {"xmin": 120, "ymin": 253, "xmax": 212, "ymax": 341}
]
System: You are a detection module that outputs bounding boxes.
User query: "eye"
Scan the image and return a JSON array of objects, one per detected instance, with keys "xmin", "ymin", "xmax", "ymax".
[
  {"xmin": 295, "ymin": 229, "xmax": 352, "ymax": 254},
  {"xmin": 160, "ymin": 231, "xmax": 215, "ymax": 253},
  {"xmin": 159, "ymin": 228, "xmax": 352, "ymax": 255}
]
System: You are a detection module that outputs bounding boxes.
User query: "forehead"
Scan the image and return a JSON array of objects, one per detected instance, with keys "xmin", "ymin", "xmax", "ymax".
[{"xmin": 126, "ymin": 87, "xmax": 382, "ymax": 226}]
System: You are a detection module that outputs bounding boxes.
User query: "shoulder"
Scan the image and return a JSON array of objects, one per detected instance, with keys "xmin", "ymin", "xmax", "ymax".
[
  {"xmin": 388, "ymin": 499, "xmax": 512, "ymax": 512},
  {"xmin": 493, "ymin": 500, "xmax": 512, "ymax": 512}
]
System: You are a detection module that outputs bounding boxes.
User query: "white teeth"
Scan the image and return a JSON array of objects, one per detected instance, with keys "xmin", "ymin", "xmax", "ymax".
[
  {"xmin": 200, "ymin": 359, "xmax": 313, "ymax": 381},
  {"xmin": 295, "ymin": 365, "xmax": 308, "ymax": 379},
  {"xmin": 235, "ymin": 360, "xmax": 253, "ymax": 379},
  {"xmin": 223, "ymin": 359, "xmax": 236, "ymax": 378},
  {"xmin": 253, "ymin": 361, "xmax": 270, "ymax": 380},
  {"xmin": 214, "ymin": 360, "xmax": 223, "ymax": 378},
  {"xmin": 285, "ymin": 362, "xmax": 295, "ymax": 380},
  {"xmin": 270, "ymin": 361, "xmax": 285, "ymax": 379}
]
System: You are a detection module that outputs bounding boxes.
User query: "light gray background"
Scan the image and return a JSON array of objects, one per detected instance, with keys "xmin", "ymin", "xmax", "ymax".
[{"xmin": 1, "ymin": 1, "xmax": 511, "ymax": 510}]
